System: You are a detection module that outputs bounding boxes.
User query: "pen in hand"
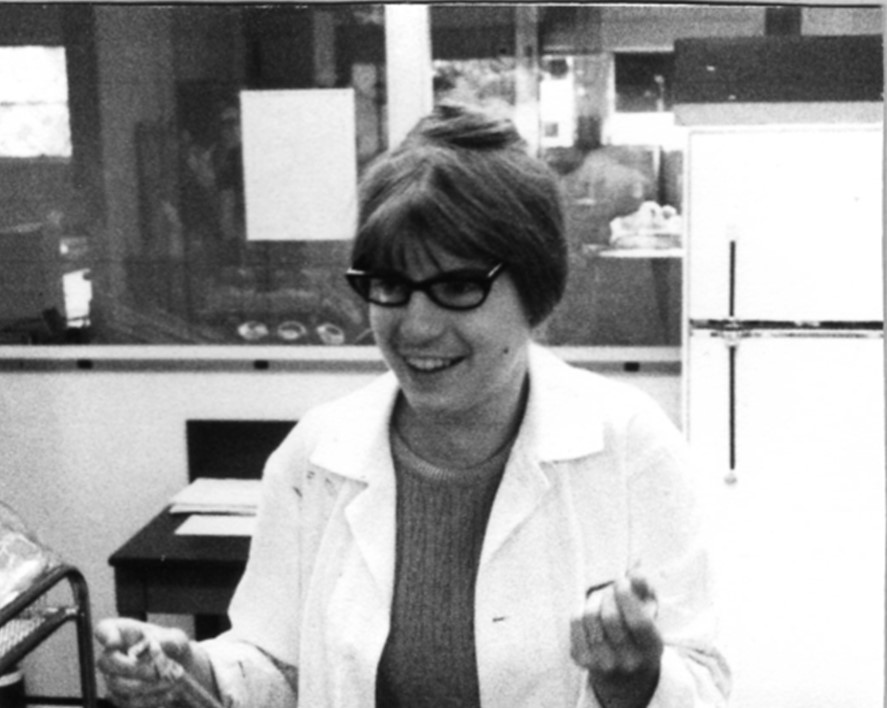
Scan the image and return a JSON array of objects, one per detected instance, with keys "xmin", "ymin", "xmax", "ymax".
[
  {"xmin": 128, "ymin": 637, "xmax": 225, "ymax": 708},
  {"xmin": 585, "ymin": 575, "xmax": 659, "ymax": 620}
]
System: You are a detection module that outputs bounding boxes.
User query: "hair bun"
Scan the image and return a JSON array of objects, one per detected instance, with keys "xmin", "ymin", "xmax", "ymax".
[{"xmin": 405, "ymin": 102, "xmax": 524, "ymax": 151}]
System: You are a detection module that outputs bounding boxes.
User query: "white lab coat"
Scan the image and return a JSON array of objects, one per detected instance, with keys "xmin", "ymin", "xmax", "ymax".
[{"xmin": 204, "ymin": 344, "xmax": 730, "ymax": 707}]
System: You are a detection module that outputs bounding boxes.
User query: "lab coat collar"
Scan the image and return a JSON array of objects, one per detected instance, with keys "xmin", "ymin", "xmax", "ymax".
[
  {"xmin": 307, "ymin": 373, "xmax": 401, "ymax": 601},
  {"xmin": 477, "ymin": 344, "xmax": 606, "ymax": 566},
  {"xmin": 308, "ymin": 342, "xmax": 606, "ymax": 483},
  {"xmin": 306, "ymin": 343, "xmax": 608, "ymax": 592},
  {"xmin": 519, "ymin": 344, "xmax": 606, "ymax": 462}
]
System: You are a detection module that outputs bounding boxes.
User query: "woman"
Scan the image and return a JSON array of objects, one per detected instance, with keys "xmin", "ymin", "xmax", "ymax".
[{"xmin": 97, "ymin": 104, "xmax": 730, "ymax": 708}]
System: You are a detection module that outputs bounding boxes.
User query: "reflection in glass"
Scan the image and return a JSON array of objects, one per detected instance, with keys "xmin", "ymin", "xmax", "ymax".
[
  {"xmin": 430, "ymin": 5, "xmax": 683, "ymax": 347},
  {"xmin": 103, "ymin": 6, "xmax": 385, "ymax": 345},
  {"xmin": 4, "ymin": 4, "xmax": 825, "ymax": 348},
  {"xmin": 539, "ymin": 53, "xmax": 683, "ymax": 346}
]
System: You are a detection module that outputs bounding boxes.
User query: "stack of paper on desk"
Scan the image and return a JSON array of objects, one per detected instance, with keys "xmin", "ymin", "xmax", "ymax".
[
  {"xmin": 175, "ymin": 514, "xmax": 257, "ymax": 537},
  {"xmin": 168, "ymin": 478, "xmax": 261, "ymax": 515}
]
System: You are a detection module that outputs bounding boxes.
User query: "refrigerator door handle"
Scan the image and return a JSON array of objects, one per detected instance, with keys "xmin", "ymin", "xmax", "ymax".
[
  {"xmin": 725, "ymin": 334, "xmax": 739, "ymax": 485},
  {"xmin": 728, "ymin": 238, "xmax": 737, "ymax": 318}
]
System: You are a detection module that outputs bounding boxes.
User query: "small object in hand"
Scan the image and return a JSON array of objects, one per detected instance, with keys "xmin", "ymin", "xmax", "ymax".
[
  {"xmin": 628, "ymin": 575, "xmax": 659, "ymax": 620},
  {"xmin": 127, "ymin": 637, "xmax": 224, "ymax": 708},
  {"xmin": 585, "ymin": 580, "xmax": 615, "ymax": 599},
  {"xmin": 585, "ymin": 576, "xmax": 659, "ymax": 620}
]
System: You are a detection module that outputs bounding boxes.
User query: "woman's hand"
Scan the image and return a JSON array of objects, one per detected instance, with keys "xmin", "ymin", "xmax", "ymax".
[
  {"xmin": 570, "ymin": 576, "xmax": 663, "ymax": 708},
  {"xmin": 95, "ymin": 617, "xmax": 194, "ymax": 708}
]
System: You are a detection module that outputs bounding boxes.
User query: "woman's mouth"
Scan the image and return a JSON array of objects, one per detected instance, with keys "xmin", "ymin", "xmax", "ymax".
[{"xmin": 402, "ymin": 355, "xmax": 463, "ymax": 373}]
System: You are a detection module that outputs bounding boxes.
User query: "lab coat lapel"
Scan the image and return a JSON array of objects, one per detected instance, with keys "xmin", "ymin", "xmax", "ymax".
[
  {"xmin": 309, "ymin": 373, "xmax": 400, "ymax": 601},
  {"xmin": 343, "ymin": 450, "xmax": 397, "ymax": 604},
  {"xmin": 479, "ymin": 445, "xmax": 551, "ymax": 567},
  {"xmin": 480, "ymin": 345, "xmax": 606, "ymax": 567}
]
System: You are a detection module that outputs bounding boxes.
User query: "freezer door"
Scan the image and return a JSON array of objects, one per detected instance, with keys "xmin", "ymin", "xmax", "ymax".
[
  {"xmin": 687, "ymin": 125, "xmax": 883, "ymax": 321},
  {"xmin": 687, "ymin": 332, "xmax": 885, "ymax": 708}
]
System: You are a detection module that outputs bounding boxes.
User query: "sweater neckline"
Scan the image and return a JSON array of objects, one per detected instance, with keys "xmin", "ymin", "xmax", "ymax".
[{"xmin": 390, "ymin": 425, "xmax": 513, "ymax": 486}]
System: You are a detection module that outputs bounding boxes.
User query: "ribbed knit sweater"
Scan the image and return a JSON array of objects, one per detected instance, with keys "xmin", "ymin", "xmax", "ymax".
[{"xmin": 375, "ymin": 428, "xmax": 511, "ymax": 708}]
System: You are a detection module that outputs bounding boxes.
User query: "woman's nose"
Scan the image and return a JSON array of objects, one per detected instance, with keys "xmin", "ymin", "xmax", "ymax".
[{"xmin": 397, "ymin": 290, "xmax": 445, "ymax": 341}]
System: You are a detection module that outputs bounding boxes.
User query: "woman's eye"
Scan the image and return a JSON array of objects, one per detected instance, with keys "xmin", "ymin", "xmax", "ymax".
[
  {"xmin": 437, "ymin": 280, "xmax": 481, "ymax": 300},
  {"xmin": 371, "ymin": 277, "xmax": 407, "ymax": 300}
]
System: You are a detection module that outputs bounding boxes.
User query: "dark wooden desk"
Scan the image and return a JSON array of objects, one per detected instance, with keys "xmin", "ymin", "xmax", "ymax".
[{"xmin": 109, "ymin": 509, "xmax": 250, "ymax": 637}]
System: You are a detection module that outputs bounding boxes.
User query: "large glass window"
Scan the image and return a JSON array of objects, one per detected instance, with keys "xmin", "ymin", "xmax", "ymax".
[
  {"xmin": 0, "ymin": 44, "xmax": 86, "ymax": 343},
  {"xmin": 1, "ymin": 6, "xmax": 386, "ymax": 346},
  {"xmin": 2, "ymin": 4, "xmax": 878, "ymax": 352},
  {"xmin": 103, "ymin": 6, "xmax": 386, "ymax": 346},
  {"xmin": 431, "ymin": 5, "xmax": 684, "ymax": 348},
  {"xmin": 540, "ymin": 47, "xmax": 684, "ymax": 348}
]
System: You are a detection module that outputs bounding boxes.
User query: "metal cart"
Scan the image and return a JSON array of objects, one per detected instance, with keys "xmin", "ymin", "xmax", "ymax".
[{"xmin": 0, "ymin": 563, "xmax": 98, "ymax": 707}]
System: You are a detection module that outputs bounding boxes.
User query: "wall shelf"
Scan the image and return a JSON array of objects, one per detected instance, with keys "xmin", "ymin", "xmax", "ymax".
[{"xmin": 585, "ymin": 245, "xmax": 684, "ymax": 259}]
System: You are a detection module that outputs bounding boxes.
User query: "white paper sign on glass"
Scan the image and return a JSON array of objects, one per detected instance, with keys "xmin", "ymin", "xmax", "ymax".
[{"xmin": 241, "ymin": 88, "xmax": 358, "ymax": 241}]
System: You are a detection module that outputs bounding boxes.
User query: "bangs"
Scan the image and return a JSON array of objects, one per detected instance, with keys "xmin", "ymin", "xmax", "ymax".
[{"xmin": 351, "ymin": 164, "xmax": 498, "ymax": 272}]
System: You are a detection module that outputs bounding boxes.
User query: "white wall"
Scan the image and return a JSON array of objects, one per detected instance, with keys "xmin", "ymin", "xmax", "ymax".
[
  {"xmin": 1, "ymin": 361, "xmax": 679, "ymax": 696},
  {"xmin": 1, "ymin": 366, "xmax": 375, "ymax": 694}
]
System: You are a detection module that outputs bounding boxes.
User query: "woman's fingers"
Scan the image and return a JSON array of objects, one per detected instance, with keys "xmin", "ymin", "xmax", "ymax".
[
  {"xmin": 102, "ymin": 667, "xmax": 179, "ymax": 708},
  {"xmin": 570, "ymin": 616, "xmax": 592, "ymax": 665},
  {"xmin": 571, "ymin": 583, "xmax": 615, "ymax": 669},
  {"xmin": 614, "ymin": 578, "xmax": 662, "ymax": 654},
  {"xmin": 599, "ymin": 585, "xmax": 631, "ymax": 647},
  {"xmin": 95, "ymin": 619, "xmax": 187, "ymax": 708},
  {"xmin": 571, "ymin": 576, "xmax": 663, "ymax": 674},
  {"xmin": 95, "ymin": 617, "xmax": 145, "ymax": 652}
]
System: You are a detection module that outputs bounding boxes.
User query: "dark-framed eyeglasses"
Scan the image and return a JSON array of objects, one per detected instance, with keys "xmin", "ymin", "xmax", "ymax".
[{"xmin": 345, "ymin": 262, "xmax": 506, "ymax": 311}]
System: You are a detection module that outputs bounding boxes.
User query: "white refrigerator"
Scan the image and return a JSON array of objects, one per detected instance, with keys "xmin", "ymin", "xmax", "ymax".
[{"xmin": 682, "ymin": 108, "xmax": 884, "ymax": 707}]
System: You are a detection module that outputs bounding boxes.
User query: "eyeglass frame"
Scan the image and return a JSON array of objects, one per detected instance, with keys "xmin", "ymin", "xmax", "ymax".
[{"xmin": 345, "ymin": 262, "xmax": 506, "ymax": 311}]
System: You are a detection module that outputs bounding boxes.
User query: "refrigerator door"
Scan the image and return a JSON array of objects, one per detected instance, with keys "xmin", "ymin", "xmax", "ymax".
[
  {"xmin": 687, "ymin": 331, "xmax": 885, "ymax": 708},
  {"xmin": 687, "ymin": 124, "xmax": 883, "ymax": 322}
]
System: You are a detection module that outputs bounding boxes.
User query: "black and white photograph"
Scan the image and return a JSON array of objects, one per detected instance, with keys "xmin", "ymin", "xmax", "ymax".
[{"xmin": 0, "ymin": 3, "xmax": 883, "ymax": 708}]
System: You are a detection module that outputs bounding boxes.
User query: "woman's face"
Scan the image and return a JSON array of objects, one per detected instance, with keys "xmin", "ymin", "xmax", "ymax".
[{"xmin": 370, "ymin": 246, "xmax": 533, "ymax": 424}]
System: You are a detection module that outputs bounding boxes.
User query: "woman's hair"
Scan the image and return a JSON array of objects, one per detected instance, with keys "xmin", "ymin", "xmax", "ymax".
[{"xmin": 350, "ymin": 103, "xmax": 568, "ymax": 327}]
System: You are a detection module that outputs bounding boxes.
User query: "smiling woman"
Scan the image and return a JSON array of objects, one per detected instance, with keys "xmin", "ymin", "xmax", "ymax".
[
  {"xmin": 97, "ymin": 101, "xmax": 730, "ymax": 708},
  {"xmin": 368, "ymin": 246, "xmax": 533, "ymax": 470},
  {"xmin": 347, "ymin": 104, "xmax": 559, "ymax": 468}
]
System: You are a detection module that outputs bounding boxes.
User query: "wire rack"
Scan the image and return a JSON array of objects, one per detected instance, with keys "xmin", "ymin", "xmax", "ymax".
[{"xmin": 0, "ymin": 564, "xmax": 97, "ymax": 707}]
